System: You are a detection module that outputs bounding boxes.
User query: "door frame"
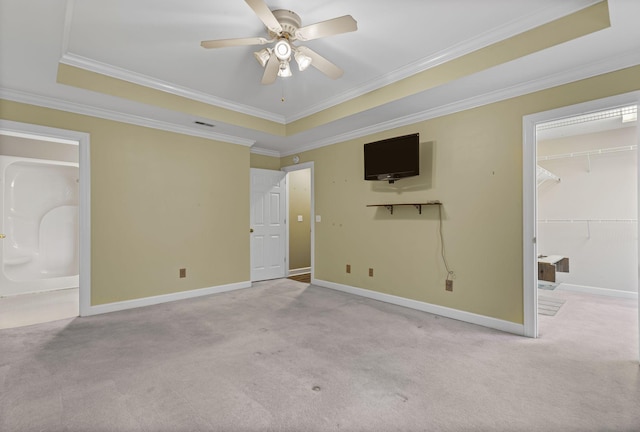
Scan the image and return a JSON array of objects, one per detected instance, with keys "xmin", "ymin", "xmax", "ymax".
[
  {"xmin": 522, "ymin": 91, "xmax": 640, "ymax": 351},
  {"xmin": 0, "ymin": 120, "xmax": 91, "ymax": 316},
  {"xmin": 282, "ymin": 161, "xmax": 315, "ymax": 282}
]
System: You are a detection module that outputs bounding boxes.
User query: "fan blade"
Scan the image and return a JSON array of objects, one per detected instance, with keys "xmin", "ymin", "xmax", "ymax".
[
  {"xmin": 201, "ymin": 37, "xmax": 271, "ymax": 49},
  {"xmin": 295, "ymin": 15, "xmax": 357, "ymax": 41},
  {"xmin": 245, "ymin": 0, "xmax": 283, "ymax": 34},
  {"xmin": 261, "ymin": 53, "xmax": 279, "ymax": 85},
  {"xmin": 297, "ymin": 46, "xmax": 343, "ymax": 79}
]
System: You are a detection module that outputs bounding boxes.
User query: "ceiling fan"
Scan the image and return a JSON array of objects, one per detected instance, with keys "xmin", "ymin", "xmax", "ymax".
[{"xmin": 201, "ymin": 0, "xmax": 357, "ymax": 84}]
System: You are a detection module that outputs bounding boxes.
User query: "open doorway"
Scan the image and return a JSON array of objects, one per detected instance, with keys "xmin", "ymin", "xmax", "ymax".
[
  {"xmin": 536, "ymin": 106, "xmax": 637, "ymax": 343},
  {"xmin": 523, "ymin": 93, "xmax": 640, "ymax": 359},
  {"xmin": 282, "ymin": 162, "xmax": 314, "ymax": 284},
  {"xmin": 0, "ymin": 120, "xmax": 90, "ymax": 328},
  {"xmin": 536, "ymin": 106, "xmax": 637, "ymax": 297}
]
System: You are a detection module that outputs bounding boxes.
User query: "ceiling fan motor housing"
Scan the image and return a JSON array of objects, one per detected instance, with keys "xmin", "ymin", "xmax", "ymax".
[
  {"xmin": 199, "ymin": 0, "xmax": 355, "ymax": 83},
  {"xmin": 269, "ymin": 9, "xmax": 302, "ymax": 39}
]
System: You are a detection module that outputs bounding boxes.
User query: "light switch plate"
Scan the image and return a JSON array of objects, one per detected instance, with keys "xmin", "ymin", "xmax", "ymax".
[
  {"xmin": 315, "ymin": 215, "xmax": 321, "ymax": 222},
  {"xmin": 297, "ymin": 215, "xmax": 303, "ymax": 222}
]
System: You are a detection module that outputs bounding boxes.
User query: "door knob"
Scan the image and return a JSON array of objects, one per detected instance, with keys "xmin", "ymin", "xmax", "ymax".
[
  {"xmin": 249, "ymin": 228, "xmax": 254, "ymax": 233},
  {"xmin": 0, "ymin": 234, "xmax": 5, "ymax": 239}
]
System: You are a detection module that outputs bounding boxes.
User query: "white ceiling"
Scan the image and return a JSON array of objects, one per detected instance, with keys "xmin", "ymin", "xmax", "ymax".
[{"xmin": 1, "ymin": 0, "xmax": 639, "ymax": 155}]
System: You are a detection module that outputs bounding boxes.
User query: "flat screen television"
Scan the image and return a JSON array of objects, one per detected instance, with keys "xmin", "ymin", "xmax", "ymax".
[{"xmin": 364, "ymin": 133, "xmax": 419, "ymax": 183}]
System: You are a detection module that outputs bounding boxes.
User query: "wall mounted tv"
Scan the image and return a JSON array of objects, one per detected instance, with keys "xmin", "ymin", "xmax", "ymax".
[{"xmin": 364, "ymin": 133, "xmax": 419, "ymax": 183}]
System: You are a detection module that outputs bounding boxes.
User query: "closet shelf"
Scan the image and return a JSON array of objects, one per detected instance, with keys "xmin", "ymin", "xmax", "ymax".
[
  {"xmin": 538, "ymin": 145, "xmax": 637, "ymax": 173},
  {"xmin": 367, "ymin": 201, "xmax": 441, "ymax": 215},
  {"xmin": 536, "ymin": 165, "xmax": 560, "ymax": 187},
  {"xmin": 538, "ymin": 219, "xmax": 637, "ymax": 223},
  {"xmin": 537, "ymin": 144, "xmax": 637, "ymax": 161},
  {"xmin": 538, "ymin": 218, "xmax": 637, "ymax": 239}
]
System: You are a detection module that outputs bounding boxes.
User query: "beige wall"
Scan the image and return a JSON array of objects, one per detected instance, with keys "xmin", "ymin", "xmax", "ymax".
[
  {"xmin": 250, "ymin": 153, "xmax": 280, "ymax": 170},
  {"xmin": 0, "ymin": 99, "xmax": 250, "ymax": 306},
  {"xmin": 2, "ymin": 63, "xmax": 639, "ymax": 322},
  {"xmin": 291, "ymin": 65, "xmax": 640, "ymax": 325},
  {"xmin": 288, "ymin": 169, "xmax": 311, "ymax": 271}
]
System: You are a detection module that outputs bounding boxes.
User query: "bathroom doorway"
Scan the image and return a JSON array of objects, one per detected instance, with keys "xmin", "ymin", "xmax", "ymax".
[{"xmin": 0, "ymin": 120, "xmax": 90, "ymax": 328}]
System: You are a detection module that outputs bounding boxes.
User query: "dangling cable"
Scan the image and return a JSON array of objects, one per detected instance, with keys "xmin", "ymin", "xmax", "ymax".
[
  {"xmin": 438, "ymin": 205, "xmax": 455, "ymax": 282},
  {"xmin": 280, "ymin": 77, "xmax": 286, "ymax": 102}
]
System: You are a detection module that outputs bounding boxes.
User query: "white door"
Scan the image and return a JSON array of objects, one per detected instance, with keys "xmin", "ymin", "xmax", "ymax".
[{"xmin": 250, "ymin": 168, "xmax": 287, "ymax": 281}]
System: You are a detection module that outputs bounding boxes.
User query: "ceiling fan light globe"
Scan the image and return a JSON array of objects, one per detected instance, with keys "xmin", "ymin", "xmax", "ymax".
[
  {"xmin": 294, "ymin": 51, "xmax": 312, "ymax": 71},
  {"xmin": 274, "ymin": 39, "xmax": 292, "ymax": 61},
  {"xmin": 253, "ymin": 48, "xmax": 271, "ymax": 68},
  {"xmin": 277, "ymin": 60, "xmax": 292, "ymax": 78}
]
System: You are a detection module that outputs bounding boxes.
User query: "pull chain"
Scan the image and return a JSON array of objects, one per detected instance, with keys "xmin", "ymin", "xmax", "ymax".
[{"xmin": 281, "ymin": 79, "xmax": 286, "ymax": 102}]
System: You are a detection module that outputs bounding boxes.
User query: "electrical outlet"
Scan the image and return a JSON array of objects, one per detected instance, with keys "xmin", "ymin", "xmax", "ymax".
[
  {"xmin": 179, "ymin": 268, "xmax": 186, "ymax": 278},
  {"xmin": 446, "ymin": 280, "xmax": 453, "ymax": 291},
  {"xmin": 346, "ymin": 264, "xmax": 351, "ymax": 274},
  {"xmin": 369, "ymin": 268, "xmax": 374, "ymax": 277}
]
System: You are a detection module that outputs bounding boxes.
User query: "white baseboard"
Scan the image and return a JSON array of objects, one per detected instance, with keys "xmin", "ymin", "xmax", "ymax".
[
  {"xmin": 288, "ymin": 267, "xmax": 311, "ymax": 276},
  {"xmin": 557, "ymin": 283, "xmax": 638, "ymax": 299},
  {"xmin": 312, "ymin": 278, "xmax": 524, "ymax": 336},
  {"xmin": 83, "ymin": 281, "xmax": 252, "ymax": 316}
]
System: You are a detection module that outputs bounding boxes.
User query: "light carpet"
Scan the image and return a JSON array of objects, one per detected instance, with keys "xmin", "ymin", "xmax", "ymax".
[{"xmin": 1, "ymin": 279, "xmax": 638, "ymax": 431}]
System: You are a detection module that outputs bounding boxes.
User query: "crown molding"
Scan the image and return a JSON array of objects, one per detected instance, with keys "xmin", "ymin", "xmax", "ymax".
[
  {"xmin": 284, "ymin": 1, "xmax": 602, "ymax": 123},
  {"xmin": 250, "ymin": 146, "xmax": 281, "ymax": 157},
  {"xmin": 0, "ymin": 88, "xmax": 256, "ymax": 147},
  {"xmin": 61, "ymin": 0, "xmax": 74, "ymax": 55},
  {"xmin": 6, "ymin": 37, "xmax": 636, "ymax": 158},
  {"xmin": 59, "ymin": 53, "xmax": 286, "ymax": 125},
  {"xmin": 58, "ymin": 2, "xmax": 600, "ymax": 127},
  {"xmin": 278, "ymin": 49, "xmax": 640, "ymax": 157}
]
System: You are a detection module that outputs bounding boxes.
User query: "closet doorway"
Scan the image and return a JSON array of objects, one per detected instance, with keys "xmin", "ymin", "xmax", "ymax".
[
  {"xmin": 523, "ymin": 92, "xmax": 639, "ymax": 359},
  {"xmin": 536, "ymin": 106, "xmax": 637, "ymax": 299}
]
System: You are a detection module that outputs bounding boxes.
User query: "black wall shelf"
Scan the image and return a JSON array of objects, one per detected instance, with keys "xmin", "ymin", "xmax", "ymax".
[{"xmin": 366, "ymin": 201, "xmax": 442, "ymax": 215}]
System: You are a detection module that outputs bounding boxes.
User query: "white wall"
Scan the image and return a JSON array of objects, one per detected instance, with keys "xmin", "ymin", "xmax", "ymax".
[{"xmin": 537, "ymin": 126, "xmax": 637, "ymax": 293}]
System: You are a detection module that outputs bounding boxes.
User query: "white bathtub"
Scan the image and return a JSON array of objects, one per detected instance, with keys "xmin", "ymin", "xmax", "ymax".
[{"xmin": 0, "ymin": 156, "xmax": 79, "ymax": 296}]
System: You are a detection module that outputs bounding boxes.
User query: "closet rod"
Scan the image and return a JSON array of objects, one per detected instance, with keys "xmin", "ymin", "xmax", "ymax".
[
  {"xmin": 538, "ymin": 219, "xmax": 637, "ymax": 223},
  {"xmin": 537, "ymin": 144, "xmax": 637, "ymax": 161},
  {"xmin": 538, "ymin": 218, "xmax": 637, "ymax": 238}
]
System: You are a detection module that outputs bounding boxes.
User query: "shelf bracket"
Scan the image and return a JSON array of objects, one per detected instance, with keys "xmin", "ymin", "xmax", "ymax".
[
  {"xmin": 384, "ymin": 205, "xmax": 394, "ymax": 215},
  {"xmin": 413, "ymin": 204, "xmax": 423, "ymax": 214}
]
